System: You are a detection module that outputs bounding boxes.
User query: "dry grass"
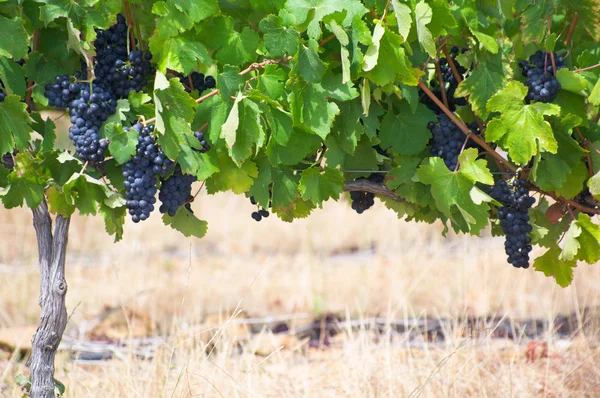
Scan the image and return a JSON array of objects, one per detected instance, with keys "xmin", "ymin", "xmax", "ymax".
[{"xmin": 1, "ymin": 193, "xmax": 600, "ymax": 397}]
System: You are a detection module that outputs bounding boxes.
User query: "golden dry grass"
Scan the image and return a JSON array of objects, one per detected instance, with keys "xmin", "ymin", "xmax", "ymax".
[{"xmin": 1, "ymin": 192, "xmax": 600, "ymax": 397}]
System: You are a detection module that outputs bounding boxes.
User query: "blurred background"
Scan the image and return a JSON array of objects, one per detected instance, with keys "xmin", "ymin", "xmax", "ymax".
[{"xmin": 1, "ymin": 112, "xmax": 600, "ymax": 397}]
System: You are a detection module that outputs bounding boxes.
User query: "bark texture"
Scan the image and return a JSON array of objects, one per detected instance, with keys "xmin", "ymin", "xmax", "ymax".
[{"xmin": 29, "ymin": 200, "xmax": 70, "ymax": 398}]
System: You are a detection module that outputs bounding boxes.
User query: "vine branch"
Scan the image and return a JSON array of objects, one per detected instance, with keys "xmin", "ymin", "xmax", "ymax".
[
  {"xmin": 563, "ymin": 12, "xmax": 579, "ymax": 45},
  {"xmin": 343, "ymin": 180, "xmax": 404, "ymax": 202},
  {"xmin": 434, "ymin": 60, "xmax": 449, "ymax": 109}
]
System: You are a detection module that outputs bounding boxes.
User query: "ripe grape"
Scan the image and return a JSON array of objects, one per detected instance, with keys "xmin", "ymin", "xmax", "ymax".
[
  {"xmin": 249, "ymin": 195, "xmax": 271, "ymax": 221},
  {"xmin": 428, "ymin": 115, "xmax": 480, "ymax": 171},
  {"xmin": 350, "ymin": 173, "xmax": 385, "ymax": 214},
  {"xmin": 123, "ymin": 123, "xmax": 174, "ymax": 223},
  {"xmin": 519, "ymin": 51, "xmax": 565, "ymax": 103},
  {"xmin": 420, "ymin": 46, "xmax": 468, "ymax": 114},
  {"xmin": 44, "ymin": 75, "xmax": 81, "ymax": 108},
  {"xmin": 158, "ymin": 164, "xmax": 197, "ymax": 217},
  {"xmin": 193, "ymin": 130, "xmax": 210, "ymax": 153},
  {"xmin": 178, "ymin": 71, "xmax": 216, "ymax": 94},
  {"xmin": 489, "ymin": 179, "xmax": 535, "ymax": 268}
]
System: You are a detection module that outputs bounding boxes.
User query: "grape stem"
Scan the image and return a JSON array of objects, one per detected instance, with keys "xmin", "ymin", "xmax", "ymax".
[
  {"xmin": 123, "ymin": 0, "xmax": 137, "ymax": 52},
  {"xmin": 547, "ymin": 19, "xmax": 557, "ymax": 76},
  {"xmin": 563, "ymin": 12, "xmax": 579, "ymax": 45},
  {"xmin": 25, "ymin": 29, "xmax": 40, "ymax": 112},
  {"xmin": 343, "ymin": 179, "xmax": 403, "ymax": 202},
  {"xmin": 434, "ymin": 60, "xmax": 450, "ymax": 109},
  {"xmin": 141, "ymin": 56, "xmax": 293, "ymax": 126},
  {"xmin": 573, "ymin": 63, "xmax": 600, "ymax": 73},
  {"xmin": 318, "ymin": 34, "xmax": 335, "ymax": 47},
  {"xmin": 454, "ymin": 136, "xmax": 471, "ymax": 172},
  {"xmin": 573, "ymin": 127, "xmax": 595, "ymax": 178}
]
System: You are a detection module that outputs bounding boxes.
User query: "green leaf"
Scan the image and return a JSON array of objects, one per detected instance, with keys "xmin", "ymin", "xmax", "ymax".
[
  {"xmin": 218, "ymin": 65, "xmax": 244, "ymax": 101},
  {"xmin": 391, "ymin": 0, "xmax": 412, "ymax": 41},
  {"xmin": 518, "ymin": 0, "xmax": 555, "ymax": 43},
  {"xmin": 534, "ymin": 246, "xmax": 576, "ymax": 288},
  {"xmin": 486, "ymin": 81, "xmax": 560, "ymax": 164},
  {"xmin": 284, "ymin": 0, "xmax": 368, "ymax": 39},
  {"xmin": 171, "ymin": 0, "xmax": 220, "ymax": 23},
  {"xmin": 471, "ymin": 31, "xmax": 499, "ymax": 54},
  {"xmin": 30, "ymin": 113, "xmax": 56, "ymax": 151},
  {"xmin": 0, "ymin": 95, "xmax": 34, "ymax": 155},
  {"xmin": 298, "ymin": 39, "xmax": 327, "ymax": 83},
  {"xmin": 206, "ymin": 155, "xmax": 258, "ymax": 194},
  {"xmin": 556, "ymin": 69, "xmax": 588, "ymax": 95},
  {"xmin": 1, "ymin": 173, "xmax": 45, "ymax": 209},
  {"xmin": 590, "ymin": 77, "xmax": 600, "ymax": 106},
  {"xmin": 264, "ymin": 105, "xmax": 293, "ymax": 145},
  {"xmin": 366, "ymin": 29, "xmax": 423, "ymax": 86},
  {"xmin": 455, "ymin": 52, "xmax": 506, "ymax": 119},
  {"xmin": 257, "ymin": 65, "xmax": 286, "ymax": 100},
  {"xmin": 63, "ymin": 173, "xmax": 106, "ymax": 215},
  {"xmin": 47, "ymin": 185, "xmax": 76, "ymax": 216},
  {"xmin": 0, "ymin": 57, "xmax": 26, "ymax": 98},
  {"xmin": 379, "ymin": 101, "xmax": 436, "ymax": 155},
  {"xmin": 149, "ymin": 31, "xmax": 211, "ymax": 74},
  {"xmin": 99, "ymin": 202, "xmax": 126, "ymax": 242},
  {"xmin": 205, "ymin": 17, "xmax": 260, "ymax": 66},
  {"xmin": 559, "ymin": 220, "xmax": 581, "ymax": 261},
  {"xmin": 363, "ymin": 22, "xmax": 385, "ymax": 72},
  {"xmin": 417, "ymin": 152, "xmax": 493, "ymax": 234},
  {"xmin": 260, "ymin": 15, "xmax": 300, "ymax": 58},
  {"xmin": 0, "ymin": 16, "xmax": 28, "ymax": 59},
  {"xmin": 223, "ymin": 96, "xmax": 265, "ymax": 166},
  {"xmin": 268, "ymin": 128, "xmax": 322, "ymax": 165},
  {"xmin": 414, "ymin": 1, "xmax": 436, "ymax": 58},
  {"xmin": 321, "ymin": 73, "xmax": 359, "ymax": 101},
  {"xmin": 289, "ymin": 82, "xmax": 339, "ymax": 140},
  {"xmin": 574, "ymin": 213, "xmax": 600, "ymax": 263},
  {"xmin": 272, "ymin": 168, "xmax": 314, "ymax": 221},
  {"xmin": 299, "ymin": 167, "xmax": 344, "ymax": 207},
  {"xmin": 105, "ymin": 123, "xmax": 138, "ymax": 164},
  {"xmin": 162, "ymin": 207, "xmax": 208, "ymax": 238}
]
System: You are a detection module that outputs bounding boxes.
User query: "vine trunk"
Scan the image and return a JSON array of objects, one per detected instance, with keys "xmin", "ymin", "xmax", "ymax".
[{"xmin": 28, "ymin": 200, "xmax": 70, "ymax": 398}]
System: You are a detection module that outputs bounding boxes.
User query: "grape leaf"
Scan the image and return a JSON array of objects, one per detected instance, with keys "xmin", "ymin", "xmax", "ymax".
[
  {"xmin": 363, "ymin": 22, "xmax": 385, "ymax": 72},
  {"xmin": 152, "ymin": 1, "xmax": 193, "ymax": 38},
  {"xmin": 222, "ymin": 96, "xmax": 265, "ymax": 166},
  {"xmin": 365, "ymin": 29, "xmax": 423, "ymax": 86},
  {"xmin": 417, "ymin": 149, "xmax": 493, "ymax": 234},
  {"xmin": 556, "ymin": 69, "xmax": 588, "ymax": 95},
  {"xmin": 162, "ymin": 207, "xmax": 208, "ymax": 238},
  {"xmin": 30, "ymin": 112, "xmax": 56, "ymax": 151},
  {"xmin": 414, "ymin": 1, "xmax": 436, "ymax": 58},
  {"xmin": 573, "ymin": 213, "xmax": 600, "ymax": 263},
  {"xmin": 289, "ymin": 82, "xmax": 339, "ymax": 140},
  {"xmin": 379, "ymin": 101, "xmax": 436, "ymax": 155},
  {"xmin": 149, "ymin": 31, "xmax": 211, "ymax": 74},
  {"xmin": 0, "ymin": 95, "xmax": 34, "ymax": 155},
  {"xmin": 105, "ymin": 123, "xmax": 138, "ymax": 165},
  {"xmin": 0, "ymin": 16, "xmax": 28, "ymax": 59},
  {"xmin": 299, "ymin": 167, "xmax": 345, "ymax": 207},
  {"xmin": 99, "ymin": 202, "xmax": 126, "ymax": 242},
  {"xmin": 0, "ymin": 57, "xmax": 26, "ymax": 98},
  {"xmin": 391, "ymin": 0, "xmax": 412, "ymax": 41},
  {"xmin": 257, "ymin": 65, "xmax": 286, "ymax": 100},
  {"xmin": 264, "ymin": 105, "xmax": 293, "ymax": 145},
  {"xmin": 171, "ymin": 0, "xmax": 220, "ymax": 23},
  {"xmin": 63, "ymin": 173, "xmax": 106, "ymax": 215},
  {"xmin": 455, "ymin": 52, "xmax": 506, "ymax": 119},
  {"xmin": 206, "ymin": 155, "xmax": 258, "ymax": 194},
  {"xmin": 559, "ymin": 220, "xmax": 581, "ymax": 261},
  {"xmin": 534, "ymin": 245, "xmax": 576, "ymax": 288},
  {"xmin": 267, "ymin": 128, "xmax": 322, "ymax": 165},
  {"xmin": 486, "ymin": 81, "xmax": 560, "ymax": 164},
  {"xmin": 0, "ymin": 172, "xmax": 45, "ymax": 209},
  {"xmin": 517, "ymin": 0, "xmax": 555, "ymax": 43},
  {"xmin": 284, "ymin": 0, "xmax": 368, "ymax": 39},
  {"xmin": 271, "ymin": 168, "xmax": 313, "ymax": 221},
  {"xmin": 260, "ymin": 15, "xmax": 300, "ymax": 58},
  {"xmin": 298, "ymin": 39, "xmax": 327, "ymax": 83},
  {"xmin": 47, "ymin": 185, "xmax": 76, "ymax": 216}
]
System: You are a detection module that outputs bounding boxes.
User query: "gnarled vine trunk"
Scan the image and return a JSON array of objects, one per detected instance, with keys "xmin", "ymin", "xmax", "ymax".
[{"xmin": 28, "ymin": 200, "xmax": 70, "ymax": 398}]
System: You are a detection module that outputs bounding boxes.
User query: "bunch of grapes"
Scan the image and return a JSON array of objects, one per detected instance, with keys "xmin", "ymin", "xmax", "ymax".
[
  {"xmin": 123, "ymin": 123, "xmax": 173, "ymax": 223},
  {"xmin": 67, "ymin": 84, "xmax": 116, "ymax": 162},
  {"xmin": 44, "ymin": 75, "xmax": 81, "ymax": 108},
  {"xmin": 350, "ymin": 173, "xmax": 385, "ymax": 214},
  {"xmin": 420, "ymin": 46, "xmax": 468, "ymax": 114},
  {"xmin": 178, "ymin": 71, "xmax": 216, "ymax": 94},
  {"xmin": 158, "ymin": 165, "xmax": 197, "ymax": 217},
  {"xmin": 489, "ymin": 179, "xmax": 535, "ymax": 268},
  {"xmin": 249, "ymin": 196, "xmax": 270, "ymax": 221},
  {"xmin": 519, "ymin": 51, "xmax": 565, "ymax": 103},
  {"xmin": 428, "ymin": 115, "xmax": 480, "ymax": 171},
  {"xmin": 100, "ymin": 50, "xmax": 154, "ymax": 99},
  {"xmin": 193, "ymin": 130, "xmax": 210, "ymax": 153}
]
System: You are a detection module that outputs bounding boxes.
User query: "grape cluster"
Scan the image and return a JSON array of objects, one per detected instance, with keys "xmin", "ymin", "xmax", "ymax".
[
  {"xmin": 193, "ymin": 130, "xmax": 210, "ymax": 153},
  {"xmin": 67, "ymin": 84, "xmax": 116, "ymax": 161},
  {"xmin": 420, "ymin": 46, "xmax": 468, "ymax": 114},
  {"xmin": 0, "ymin": 92, "xmax": 4, "ymax": 102},
  {"xmin": 519, "ymin": 51, "xmax": 565, "ymax": 103},
  {"xmin": 249, "ymin": 196, "xmax": 270, "ymax": 221},
  {"xmin": 94, "ymin": 15, "xmax": 153, "ymax": 98},
  {"xmin": 489, "ymin": 179, "xmax": 535, "ymax": 268},
  {"xmin": 123, "ymin": 124, "xmax": 173, "ymax": 223},
  {"xmin": 158, "ymin": 165, "xmax": 197, "ymax": 217},
  {"xmin": 178, "ymin": 71, "xmax": 216, "ymax": 94},
  {"xmin": 44, "ymin": 75, "xmax": 81, "ymax": 108},
  {"xmin": 350, "ymin": 173, "xmax": 385, "ymax": 214},
  {"xmin": 428, "ymin": 115, "xmax": 479, "ymax": 170}
]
